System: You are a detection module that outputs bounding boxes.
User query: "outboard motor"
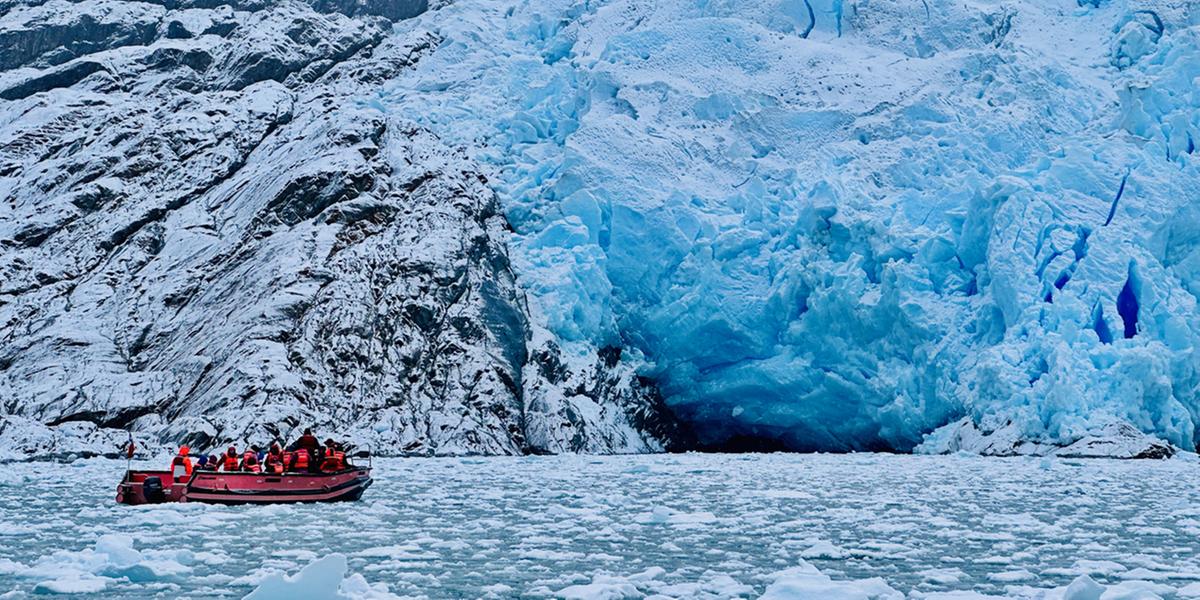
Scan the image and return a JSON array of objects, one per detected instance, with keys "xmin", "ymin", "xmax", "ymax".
[{"xmin": 142, "ymin": 476, "xmax": 165, "ymax": 504}]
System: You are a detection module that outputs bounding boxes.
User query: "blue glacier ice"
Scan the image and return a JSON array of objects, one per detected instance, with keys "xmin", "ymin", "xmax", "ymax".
[{"xmin": 371, "ymin": 0, "xmax": 1200, "ymax": 452}]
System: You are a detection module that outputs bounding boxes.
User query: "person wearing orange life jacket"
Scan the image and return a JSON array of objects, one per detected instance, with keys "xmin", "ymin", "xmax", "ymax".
[
  {"xmin": 219, "ymin": 447, "xmax": 240, "ymax": 471},
  {"xmin": 241, "ymin": 449, "xmax": 262, "ymax": 473},
  {"xmin": 293, "ymin": 428, "xmax": 320, "ymax": 473},
  {"xmin": 169, "ymin": 446, "xmax": 193, "ymax": 481},
  {"xmin": 290, "ymin": 446, "xmax": 310, "ymax": 472},
  {"xmin": 264, "ymin": 443, "xmax": 285, "ymax": 475},
  {"xmin": 320, "ymin": 439, "xmax": 346, "ymax": 472}
]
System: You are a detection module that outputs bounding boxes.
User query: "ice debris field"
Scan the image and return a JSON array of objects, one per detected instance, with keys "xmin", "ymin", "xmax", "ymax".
[
  {"xmin": 373, "ymin": 0, "xmax": 1200, "ymax": 452},
  {"xmin": 2, "ymin": 454, "xmax": 1200, "ymax": 598}
]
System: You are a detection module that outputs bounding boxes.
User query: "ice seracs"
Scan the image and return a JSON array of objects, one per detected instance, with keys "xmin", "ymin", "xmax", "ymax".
[{"xmin": 376, "ymin": 0, "xmax": 1200, "ymax": 454}]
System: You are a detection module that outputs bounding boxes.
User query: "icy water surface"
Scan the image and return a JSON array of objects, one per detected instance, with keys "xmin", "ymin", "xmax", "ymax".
[{"xmin": 1, "ymin": 453, "xmax": 1199, "ymax": 598}]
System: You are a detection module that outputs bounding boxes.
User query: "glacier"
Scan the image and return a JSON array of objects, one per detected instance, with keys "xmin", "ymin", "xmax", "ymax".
[
  {"xmin": 1, "ymin": 0, "xmax": 1199, "ymax": 457},
  {"xmin": 372, "ymin": 0, "xmax": 1200, "ymax": 453}
]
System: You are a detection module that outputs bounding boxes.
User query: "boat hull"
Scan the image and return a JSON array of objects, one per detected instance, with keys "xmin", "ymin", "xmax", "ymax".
[{"xmin": 116, "ymin": 468, "xmax": 372, "ymax": 506}]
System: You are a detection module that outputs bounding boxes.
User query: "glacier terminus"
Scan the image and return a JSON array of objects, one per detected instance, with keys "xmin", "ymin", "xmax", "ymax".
[{"xmin": 374, "ymin": 0, "xmax": 1200, "ymax": 456}]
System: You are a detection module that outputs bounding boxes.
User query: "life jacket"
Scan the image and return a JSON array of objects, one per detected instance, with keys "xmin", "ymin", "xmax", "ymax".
[
  {"xmin": 170, "ymin": 454, "xmax": 192, "ymax": 480},
  {"xmin": 321, "ymin": 450, "xmax": 346, "ymax": 472},
  {"xmin": 292, "ymin": 449, "xmax": 310, "ymax": 471},
  {"xmin": 241, "ymin": 452, "xmax": 261, "ymax": 473},
  {"xmin": 221, "ymin": 454, "xmax": 239, "ymax": 471},
  {"xmin": 265, "ymin": 452, "xmax": 284, "ymax": 475},
  {"xmin": 281, "ymin": 451, "xmax": 294, "ymax": 471}
]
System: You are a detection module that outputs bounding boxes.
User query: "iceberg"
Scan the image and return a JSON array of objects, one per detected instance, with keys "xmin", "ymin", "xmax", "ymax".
[
  {"xmin": 242, "ymin": 554, "xmax": 399, "ymax": 600},
  {"xmin": 374, "ymin": 0, "xmax": 1200, "ymax": 452}
]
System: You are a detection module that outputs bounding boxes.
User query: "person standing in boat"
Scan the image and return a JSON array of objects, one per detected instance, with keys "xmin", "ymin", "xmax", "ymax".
[
  {"xmin": 293, "ymin": 428, "xmax": 321, "ymax": 472},
  {"xmin": 169, "ymin": 446, "xmax": 193, "ymax": 481}
]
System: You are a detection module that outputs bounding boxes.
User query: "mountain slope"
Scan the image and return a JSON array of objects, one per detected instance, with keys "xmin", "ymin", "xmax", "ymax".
[{"xmin": 0, "ymin": 0, "xmax": 685, "ymax": 458}]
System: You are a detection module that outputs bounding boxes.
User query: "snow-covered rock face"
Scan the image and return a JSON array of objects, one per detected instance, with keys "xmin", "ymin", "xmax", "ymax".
[
  {"xmin": 372, "ymin": 0, "xmax": 1200, "ymax": 453},
  {"xmin": 0, "ymin": 0, "xmax": 685, "ymax": 458}
]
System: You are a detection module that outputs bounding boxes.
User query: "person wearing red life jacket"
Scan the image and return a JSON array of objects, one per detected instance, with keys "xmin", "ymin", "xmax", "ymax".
[
  {"xmin": 320, "ymin": 439, "xmax": 346, "ymax": 472},
  {"xmin": 219, "ymin": 447, "xmax": 240, "ymax": 471},
  {"xmin": 294, "ymin": 428, "xmax": 320, "ymax": 454},
  {"xmin": 169, "ymin": 446, "xmax": 193, "ymax": 482}
]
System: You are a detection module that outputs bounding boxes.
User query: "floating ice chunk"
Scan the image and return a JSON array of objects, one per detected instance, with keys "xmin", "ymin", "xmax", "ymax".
[
  {"xmin": 481, "ymin": 583, "xmax": 514, "ymax": 598},
  {"xmin": 757, "ymin": 490, "xmax": 816, "ymax": 500},
  {"xmin": 1062, "ymin": 574, "xmax": 1106, "ymax": 600},
  {"xmin": 988, "ymin": 568, "xmax": 1035, "ymax": 583},
  {"xmin": 555, "ymin": 574, "xmax": 641, "ymax": 600},
  {"xmin": 0, "ymin": 523, "xmax": 34, "ymax": 536},
  {"xmin": 1117, "ymin": 568, "xmax": 1171, "ymax": 581},
  {"xmin": 1093, "ymin": 580, "xmax": 1174, "ymax": 600},
  {"xmin": 800, "ymin": 540, "xmax": 849, "ymax": 560},
  {"xmin": 518, "ymin": 548, "xmax": 586, "ymax": 561},
  {"xmin": 760, "ymin": 561, "xmax": 902, "ymax": 600},
  {"xmin": 18, "ymin": 533, "xmax": 191, "ymax": 594},
  {"xmin": 31, "ymin": 575, "xmax": 109, "ymax": 595},
  {"xmin": 634, "ymin": 506, "xmax": 717, "ymax": 526},
  {"xmin": 1045, "ymin": 560, "xmax": 1128, "ymax": 578},
  {"xmin": 628, "ymin": 567, "xmax": 665, "ymax": 582},
  {"xmin": 918, "ymin": 568, "xmax": 967, "ymax": 585},
  {"xmin": 241, "ymin": 554, "xmax": 399, "ymax": 600},
  {"xmin": 913, "ymin": 593, "xmax": 1008, "ymax": 600},
  {"xmin": 355, "ymin": 546, "xmax": 438, "ymax": 561}
]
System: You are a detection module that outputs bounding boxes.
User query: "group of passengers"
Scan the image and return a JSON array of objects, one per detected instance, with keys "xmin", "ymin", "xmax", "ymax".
[{"xmin": 169, "ymin": 429, "xmax": 349, "ymax": 479}]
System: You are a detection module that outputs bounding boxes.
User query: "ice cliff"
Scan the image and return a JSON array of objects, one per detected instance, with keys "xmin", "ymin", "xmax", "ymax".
[
  {"xmin": 374, "ymin": 0, "xmax": 1200, "ymax": 455},
  {"xmin": 2, "ymin": 0, "xmax": 1199, "ymax": 458},
  {"xmin": 0, "ymin": 0, "xmax": 685, "ymax": 459}
]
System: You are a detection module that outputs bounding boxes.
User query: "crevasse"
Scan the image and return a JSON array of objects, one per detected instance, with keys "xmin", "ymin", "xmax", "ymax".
[{"xmin": 372, "ymin": 0, "xmax": 1200, "ymax": 451}]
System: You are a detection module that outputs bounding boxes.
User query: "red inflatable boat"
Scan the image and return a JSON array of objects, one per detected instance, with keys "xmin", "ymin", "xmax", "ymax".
[{"xmin": 116, "ymin": 467, "xmax": 373, "ymax": 505}]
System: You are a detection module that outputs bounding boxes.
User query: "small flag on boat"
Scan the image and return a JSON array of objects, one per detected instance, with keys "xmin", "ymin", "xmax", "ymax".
[{"xmin": 125, "ymin": 435, "xmax": 136, "ymax": 459}]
